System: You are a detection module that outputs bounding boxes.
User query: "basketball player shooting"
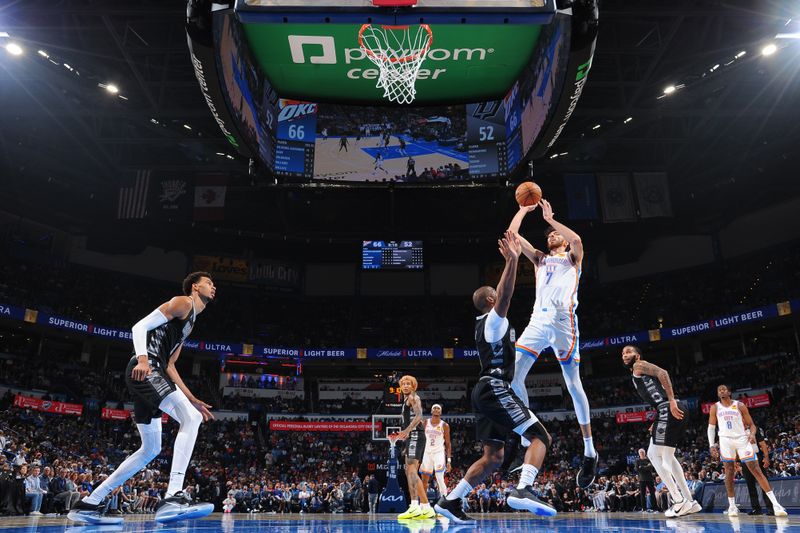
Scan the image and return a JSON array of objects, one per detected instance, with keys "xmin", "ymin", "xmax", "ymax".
[
  {"xmin": 435, "ymin": 231, "xmax": 556, "ymax": 524},
  {"xmin": 508, "ymin": 199, "xmax": 598, "ymax": 488},
  {"xmin": 418, "ymin": 404, "xmax": 452, "ymax": 499},
  {"xmin": 395, "ymin": 375, "xmax": 435, "ymax": 519},
  {"xmin": 707, "ymin": 384, "xmax": 787, "ymax": 516},
  {"xmin": 621, "ymin": 345, "xmax": 701, "ymax": 518},
  {"xmin": 68, "ymin": 272, "xmax": 216, "ymax": 525}
]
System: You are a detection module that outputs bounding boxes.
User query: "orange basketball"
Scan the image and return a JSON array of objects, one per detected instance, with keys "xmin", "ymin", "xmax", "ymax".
[{"xmin": 515, "ymin": 181, "xmax": 542, "ymax": 207}]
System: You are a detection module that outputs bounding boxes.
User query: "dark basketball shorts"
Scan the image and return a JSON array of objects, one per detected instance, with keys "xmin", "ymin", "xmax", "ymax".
[
  {"xmin": 472, "ymin": 377, "xmax": 538, "ymax": 444},
  {"xmin": 404, "ymin": 430, "xmax": 426, "ymax": 463},
  {"xmin": 125, "ymin": 357, "xmax": 177, "ymax": 424},
  {"xmin": 651, "ymin": 400, "xmax": 688, "ymax": 448}
]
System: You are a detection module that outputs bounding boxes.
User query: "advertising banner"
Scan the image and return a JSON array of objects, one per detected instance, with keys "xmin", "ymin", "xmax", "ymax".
[
  {"xmin": 14, "ymin": 395, "xmax": 83, "ymax": 416},
  {"xmin": 269, "ymin": 420, "xmax": 377, "ymax": 432},
  {"xmin": 0, "ymin": 303, "xmax": 26, "ymax": 321},
  {"xmin": 700, "ymin": 394, "xmax": 771, "ymax": 414}
]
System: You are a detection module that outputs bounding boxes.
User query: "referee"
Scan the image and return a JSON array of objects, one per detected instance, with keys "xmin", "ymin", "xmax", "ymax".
[{"xmin": 742, "ymin": 424, "xmax": 774, "ymax": 515}]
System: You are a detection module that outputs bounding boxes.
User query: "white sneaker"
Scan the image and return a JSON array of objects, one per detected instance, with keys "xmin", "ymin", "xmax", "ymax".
[
  {"xmin": 725, "ymin": 505, "xmax": 739, "ymax": 516},
  {"xmin": 29, "ymin": 511, "xmax": 43, "ymax": 516},
  {"xmin": 677, "ymin": 500, "xmax": 702, "ymax": 516},
  {"xmin": 665, "ymin": 499, "xmax": 685, "ymax": 518},
  {"xmin": 773, "ymin": 504, "xmax": 788, "ymax": 517}
]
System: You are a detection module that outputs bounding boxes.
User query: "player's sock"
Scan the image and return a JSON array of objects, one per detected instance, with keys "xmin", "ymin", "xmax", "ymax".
[
  {"xmin": 421, "ymin": 502, "xmax": 430, "ymax": 510},
  {"xmin": 517, "ymin": 464, "xmax": 539, "ymax": 489},
  {"xmin": 583, "ymin": 437, "xmax": 597, "ymax": 458},
  {"xmin": 159, "ymin": 389, "xmax": 202, "ymax": 496},
  {"xmin": 410, "ymin": 499, "xmax": 419, "ymax": 507},
  {"xmin": 446, "ymin": 480, "xmax": 472, "ymax": 501},
  {"xmin": 728, "ymin": 496, "xmax": 736, "ymax": 507},
  {"xmin": 84, "ymin": 418, "xmax": 162, "ymax": 505},
  {"xmin": 435, "ymin": 472, "xmax": 448, "ymax": 496},
  {"xmin": 766, "ymin": 491, "xmax": 779, "ymax": 506}
]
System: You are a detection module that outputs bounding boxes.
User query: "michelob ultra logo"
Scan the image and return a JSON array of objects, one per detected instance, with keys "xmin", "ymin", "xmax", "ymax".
[{"xmin": 287, "ymin": 35, "xmax": 494, "ymax": 65}]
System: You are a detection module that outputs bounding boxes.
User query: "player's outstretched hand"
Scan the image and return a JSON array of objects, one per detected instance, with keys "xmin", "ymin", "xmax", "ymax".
[
  {"xmin": 540, "ymin": 199, "xmax": 555, "ymax": 222},
  {"xmin": 669, "ymin": 399, "xmax": 684, "ymax": 420},
  {"xmin": 498, "ymin": 235, "xmax": 516, "ymax": 262},
  {"xmin": 518, "ymin": 204, "xmax": 538, "ymax": 213},
  {"xmin": 505, "ymin": 230, "xmax": 521, "ymax": 259},
  {"xmin": 191, "ymin": 398, "xmax": 215, "ymax": 422}
]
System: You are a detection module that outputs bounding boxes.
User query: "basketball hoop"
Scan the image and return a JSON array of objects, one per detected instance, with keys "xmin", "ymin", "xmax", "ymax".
[
  {"xmin": 387, "ymin": 433, "xmax": 401, "ymax": 448},
  {"xmin": 358, "ymin": 23, "xmax": 433, "ymax": 104}
]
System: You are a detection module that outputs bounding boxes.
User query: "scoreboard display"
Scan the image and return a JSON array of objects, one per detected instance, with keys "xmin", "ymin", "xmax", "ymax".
[
  {"xmin": 362, "ymin": 241, "xmax": 424, "ymax": 270},
  {"xmin": 466, "ymin": 100, "xmax": 508, "ymax": 179},
  {"xmin": 273, "ymin": 99, "xmax": 316, "ymax": 178}
]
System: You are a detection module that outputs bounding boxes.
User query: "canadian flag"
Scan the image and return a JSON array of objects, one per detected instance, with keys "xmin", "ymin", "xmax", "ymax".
[{"xmin": 194, "ymin": 174, "xmax": 228, "ymax": 221}]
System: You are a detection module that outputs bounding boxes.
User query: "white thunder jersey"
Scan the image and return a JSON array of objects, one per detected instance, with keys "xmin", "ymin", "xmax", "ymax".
[
  {"xmin": 716, "ymin": 400, "xmax": 747, "ymax": 438},
  {"xmin": 533, "ymin": 252, "xmax": 580, "ymax": 318},
  {"xmin": 424, "ymin": 419, "xmax": 445, "ymax": 454}
]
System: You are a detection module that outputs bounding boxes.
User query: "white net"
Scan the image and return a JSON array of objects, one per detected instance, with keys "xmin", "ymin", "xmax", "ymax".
[{"xmin": 358, "ymin": 24, "xmax": 433, "ymax": 104}]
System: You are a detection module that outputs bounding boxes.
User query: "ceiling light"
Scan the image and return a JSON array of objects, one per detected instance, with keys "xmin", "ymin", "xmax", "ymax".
[
  {"xmin": 183, "ymin": 124, "xmax": 192, "ymax": 130},
  {"xmin": 0, "ymin": 32, "xmax": 9, "ymax": 38},
  {"xmin": 663, "ymin": 85, "xmax": 676, "ymax": 95},
  {"xmin": 549, "ymin": 153, "xmax": 559, "ymax": 159},
  {"xmin": 761, "ymin": 43, "xmax": 777, "ymax": 56},
  {"xmin": 735, "ymin": 50, "xmax": 746, "ymax": 58},
  {"xmin": 5, "ymin": 42, "xmax": 23, "ymax": 56},
  {"xmin": 37, "ymin": 50, "xmax": 48, "ymax": 58},
  {"xmin": 592, "ymin": 124, "xmax": 601, "ymax": 130},
  {"xmin": 105, "ymin": 84, "xmax": 119, "ymax": 94},
  {"xmin": 624, "ymin": 117, "xmax": 633, "ymax": 124}
]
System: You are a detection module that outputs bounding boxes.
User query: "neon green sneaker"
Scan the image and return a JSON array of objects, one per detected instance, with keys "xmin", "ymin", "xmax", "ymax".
[
  {"xmin": 416, "ymin": 506, "xmax": 436, "ymax": 519},
  {"xmin": 398, "ymin": 504, "xmax": 423, "ymax": 519}
]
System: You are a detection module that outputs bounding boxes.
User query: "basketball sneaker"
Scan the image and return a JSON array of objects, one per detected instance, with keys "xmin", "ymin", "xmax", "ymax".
[
  {"xmin": 416, "ymin": 505, "xmax": 436, "ymax": 519},
  {"xmin": 576, "ymin": 455, "xmax": 599, "ymax": 489},
  {"xmin": 67, "ymin": 499, "xmax": 124, "ymax": 525},
  {"xmin": 677, "ymin": 500, "xmax": 702, "ymax": 516},
  {"xmin": 154, "ymin": 491, "xmax": 214, "ymax": 524},
  {"xmin": 507, "ymin": 485, "xmax": 557, "ymax": 516},
  {"xmin": 434, "ymin": 497, "xmax": 476, "ymax": 524},
  {"xmin": 773, "ymin": 504, "xmax": 788, "ymax": 517},
  {"xmin": 664, "ymin": 499, "xmax": 689, "ymax": 518},
  {"xmin": 724, "ymin": 504, "xmax": 739, "ymax": 517},
  {"xmin": 397, "ymin": 503, "xmax": 423, "ymax": 520}
]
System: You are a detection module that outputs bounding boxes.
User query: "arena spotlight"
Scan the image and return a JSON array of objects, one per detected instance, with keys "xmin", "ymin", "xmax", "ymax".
[
  {"xmin": 105, "ymin": 84, "xmax": 119, "ymax": 94},
  {"xmin": 624, "ymin": 117, "xmax": 633, "ymax": 124},
  {"xmin": 37, "ymin": 50, "xmax": 48, "ymax": 58},
  {"xmin": 663, "ymin": 85, "xmax": 676, "ymax": 95},
  {"xmin": 5, "ymin": 42, "xmax": 23, "ymax": 56},
  {"xmin": 761, "ymin": 43, "xmax": 777, "ymax": 56}
]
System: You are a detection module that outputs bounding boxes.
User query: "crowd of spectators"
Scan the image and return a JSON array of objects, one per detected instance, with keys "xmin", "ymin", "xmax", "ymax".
[{"xmin": 2, "ymin": 241, "xmax": 798, "ymax": 349}]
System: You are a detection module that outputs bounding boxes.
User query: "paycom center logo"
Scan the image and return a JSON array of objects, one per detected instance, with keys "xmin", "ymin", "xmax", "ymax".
[{"xmin": 288, "ymin": 34, "xmax": 493, "ymax": 80}]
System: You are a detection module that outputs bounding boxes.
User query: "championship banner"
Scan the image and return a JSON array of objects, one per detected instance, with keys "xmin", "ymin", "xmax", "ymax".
[
  {"xmin": 700, "ymin": 393, "xmax": 771, "ymax": 414},
  {"xmin": 0, "ymin": 303, "xmax": 26, "ymax": 321},
  {"xmin": 615, "ymin": 410, "xmax": 656, "ymax": 424},
  {"xmin": 192, "ymin": 255, "xmax": 249, "ymax": 282},
  {"xmin": 14, "ymin": 395, "xmax": 83, "ymax": 416},
  {"xmin": 269, "ymin": 420, "xmax": 378, "ymax": 432}
]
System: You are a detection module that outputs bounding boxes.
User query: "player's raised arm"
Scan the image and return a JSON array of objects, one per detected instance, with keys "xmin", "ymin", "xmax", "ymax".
[
  {"xmin": 508, "ymin": 205, "xmax": 544, "ymax": 265},
  {"xmin": 632, "ymin": 360, "xmax": 684, "ymax": 420},
  {"xmin": 494, "ymin": 230, "xmax": 521, "ymax": 319},
  {"xmin": 540, "ymin": 199, "xmax": 584, "ymax": 264}
]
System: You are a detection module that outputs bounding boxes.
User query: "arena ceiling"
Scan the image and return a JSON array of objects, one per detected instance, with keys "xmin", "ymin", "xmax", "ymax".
[{"xmin": 1, "ymin": 0, "xmax": 798, "ymax": 258}]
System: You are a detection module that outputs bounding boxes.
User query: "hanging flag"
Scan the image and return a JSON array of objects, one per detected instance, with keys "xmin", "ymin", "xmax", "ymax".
[
  {"xmin": 634, "ymin": 172, "xmax": 673, "ymax": 218},
  {"xmin": 150, "ymin": 174, "xmax": 191, "ymax": 222},
  {"xmin": 563, "ymin": 173, "xmax": 599, "ymax": 220},
  {"xmin": 194, "ymin": 174, "xmax": 228, "ymax": 221},
  {"xmin": 597, "ymin": 173, "xmax": 636, "ymax": 223},
  {"xmin": 117, "ymin": 170, "xmax": 150, "ymax": 219}
]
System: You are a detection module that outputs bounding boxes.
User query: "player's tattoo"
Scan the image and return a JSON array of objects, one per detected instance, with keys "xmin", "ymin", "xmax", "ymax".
[{"xmin": 633, "ymin": 360, "xmax": 676, "ymax": 401}]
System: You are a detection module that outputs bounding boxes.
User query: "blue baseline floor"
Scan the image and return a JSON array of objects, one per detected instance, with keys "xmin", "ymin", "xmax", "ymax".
[{"xmin": 2, "ymin": 512, "xmax": 798, "ymax": 533}]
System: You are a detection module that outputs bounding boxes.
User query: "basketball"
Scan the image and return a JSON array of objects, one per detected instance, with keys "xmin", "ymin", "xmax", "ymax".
[{"xmin": 515, "ymin": 181, "xmax": 542, "ymax": 207}]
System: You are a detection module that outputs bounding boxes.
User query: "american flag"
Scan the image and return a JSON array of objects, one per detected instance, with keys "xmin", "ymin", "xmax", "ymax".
[{"xmin": 117, "ymin": 170, "xmax": 150, "ymax": 219}]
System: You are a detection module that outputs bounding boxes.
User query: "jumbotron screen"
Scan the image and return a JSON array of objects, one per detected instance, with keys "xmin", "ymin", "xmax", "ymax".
[{"xmin": 362, "ymin": 241, "xmax": 424, "ymax": 270}]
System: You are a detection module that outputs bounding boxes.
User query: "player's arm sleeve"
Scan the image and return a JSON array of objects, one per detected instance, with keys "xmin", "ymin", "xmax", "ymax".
[
  {"xmin": 131, "ymin": 308, "xmax": 169, "ymax": 356},
  {"xmin": 484, "ymin": 308, "xmax": 509, "ymax": 344},
  {"xmin": 707, "ymin": 424, "xmax": 716, "ymax": 448}
]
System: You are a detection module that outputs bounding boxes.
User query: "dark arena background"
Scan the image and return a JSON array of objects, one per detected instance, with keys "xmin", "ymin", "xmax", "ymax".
[{"xmin": 0, "ymin": 1, "xmax": 799, "ymax": 532}]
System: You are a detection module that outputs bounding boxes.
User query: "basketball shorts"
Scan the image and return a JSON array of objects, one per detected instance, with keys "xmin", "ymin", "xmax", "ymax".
[
  {"xmin": 651, "ymin": 400, "xmax": 688, "ymax": 448},
  {"xmin": 719, "ymin": 435, "xmax": 757, "ymax": 463},
  {"xmin": 515, "ymin": 312, "xmax": 580, "ymax": 366},
  {"xmin": 404, "ymin": 430, "xmax": 426, "ymax": 463},
  {"xmin": 472, "ymin": 377, "xmax": 541, "ymax": 444},
  {"xmin": 420, "ymin": 448, "xmax": 446, "ymax": 475},
  {"xmin": 125, "ymin": 357, "xmax": 176, "ymax": 424}
]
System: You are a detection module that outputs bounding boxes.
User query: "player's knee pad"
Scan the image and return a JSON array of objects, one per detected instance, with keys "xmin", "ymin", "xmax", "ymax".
[{"xmin": 521, "ymin": 421, "xmax": 552, "ymax": 450}]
